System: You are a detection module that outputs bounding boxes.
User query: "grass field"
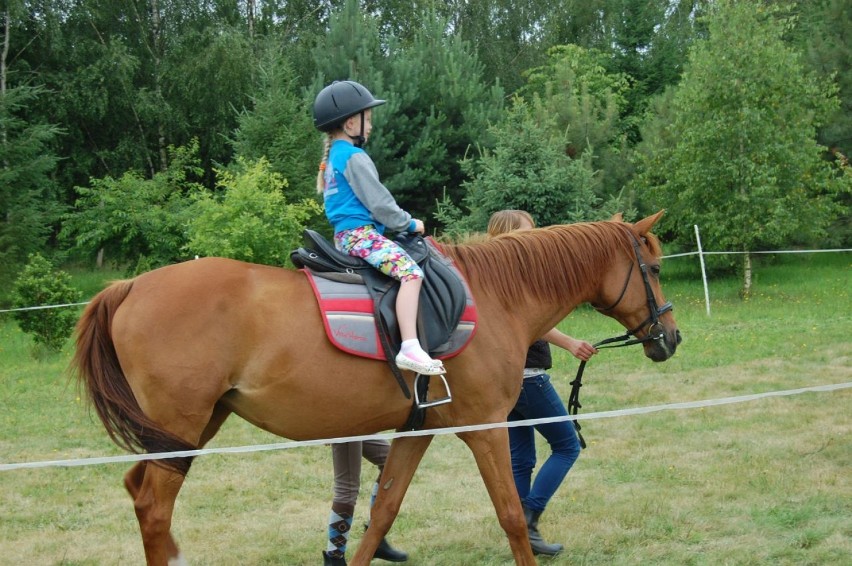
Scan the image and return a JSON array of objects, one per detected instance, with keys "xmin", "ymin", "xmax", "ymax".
[{"xmin": 1, "ymin": 252, "xmax": 850, "ymax": 565}]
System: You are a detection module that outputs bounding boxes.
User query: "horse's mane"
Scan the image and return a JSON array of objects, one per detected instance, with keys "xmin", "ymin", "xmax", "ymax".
[{"xmin": 440, "ymin": 221, "xmax": 661, "ymax": 308}]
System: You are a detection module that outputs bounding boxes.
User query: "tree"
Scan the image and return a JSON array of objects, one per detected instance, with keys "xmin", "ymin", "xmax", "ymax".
[
  {"xmin": 438, "ymin": 97, "xmax": 599, "ymax": 236},
  {"xmin": 185, "ymin": 157, "xmax": 321, "ymax": 266},
  {"xmin": 231, "ymin": 44, "xmax": 319, "ymax": 206},
  {"xmin": 372, "ymin": 11, "xmax": 504, "ymax": 226},
  {"xmin": 520, "ymin": 44, "xmax": 632, "ymax": 201},
  {"xmin": 60, "ymin": 142, "xmax": 204, "ymax": 273},
  {"xmin": 634, "ymin": 0, "xmax": 848, "ymax": 297},
  {"xmin": 311, "ymin": 3, "xmax": 503, "ymax": 229},
  {"xmin": 0, "ymin": 85, "xmax": 63, "ymax": 289},
  {"xmin": 785, "ymin": 0, "xmax": 852, "ymax": 160},
  {"xmin": 1, "ymin": 1, "xmax": 63, "ymax": 290}
]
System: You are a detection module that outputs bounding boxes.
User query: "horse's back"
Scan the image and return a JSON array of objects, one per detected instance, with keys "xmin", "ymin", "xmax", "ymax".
[{"xmin": 109, "ymin": 259, "xmax": 315, "ymax": 414}]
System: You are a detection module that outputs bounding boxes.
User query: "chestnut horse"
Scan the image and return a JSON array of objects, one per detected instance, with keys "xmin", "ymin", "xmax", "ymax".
[{"xmin": 72, "ymin": 211, "xmax": 680, "ymax": 565}]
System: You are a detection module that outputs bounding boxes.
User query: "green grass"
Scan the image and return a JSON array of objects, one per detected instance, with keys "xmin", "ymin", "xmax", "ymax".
[{"xmin": 1, "ymin": 254, "xmax": 849, "ymax": 565}]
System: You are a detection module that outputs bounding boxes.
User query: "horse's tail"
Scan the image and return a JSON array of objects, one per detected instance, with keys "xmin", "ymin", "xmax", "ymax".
[{"xmin": 72, "ymin": 280, "xmax": 195, "ymax": 475}]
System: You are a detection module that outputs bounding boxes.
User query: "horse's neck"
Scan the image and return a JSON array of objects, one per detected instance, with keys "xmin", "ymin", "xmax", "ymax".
[
  {"xmin": 517, "ymin": 294, "xmax": 585, "ymax": 346},
  {"xmin": 442, "ymin": 227, "xmax": 615, "ymax": 341}
]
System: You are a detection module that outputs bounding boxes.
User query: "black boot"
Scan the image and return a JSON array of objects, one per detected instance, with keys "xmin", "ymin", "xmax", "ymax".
[
  {"xmin": 322, "ymin": 550, "xmax": 346, "ymax": 566},
  {"xmin": 522, "ymin": 503, "xmax": 563, "ymax": 556},
  {"xmin": 373, "ymin": 537, "xmax": 409, "ymax": 562}
]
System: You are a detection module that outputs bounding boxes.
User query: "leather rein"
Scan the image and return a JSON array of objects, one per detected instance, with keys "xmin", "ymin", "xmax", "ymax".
[{"xmin": 568, "ymin": 233, "xmax": 673, "ymax": 448}]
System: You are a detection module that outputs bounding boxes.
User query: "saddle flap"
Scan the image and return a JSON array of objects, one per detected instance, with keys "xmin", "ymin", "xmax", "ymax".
[{"xmin": 376, "ymin": 239, "xmax": 468, "ymax": 353}]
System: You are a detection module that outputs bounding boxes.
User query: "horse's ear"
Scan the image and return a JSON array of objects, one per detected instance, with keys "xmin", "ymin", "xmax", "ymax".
[
  {"xmin": 633, "ymin": 209, "xmax": 665, "ymax": 235},
  {"xmin": 609, "ymin": 212, "xmax": 624, "ymax": 222}
]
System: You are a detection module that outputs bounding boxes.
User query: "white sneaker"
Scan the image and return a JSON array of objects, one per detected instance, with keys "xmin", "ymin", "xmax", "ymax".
[{"xmin": 395, "ymin": 351, "xmax": 445, "ymax": 375}]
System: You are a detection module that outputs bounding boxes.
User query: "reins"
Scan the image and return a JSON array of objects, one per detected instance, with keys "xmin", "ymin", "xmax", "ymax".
[
  {"xmin": 567, "ymin": 335, "xmax": 645, "ymax": 449},
  {"xmin": 568, "ymin": 232, "xmax": 673, "ymax": 449}
]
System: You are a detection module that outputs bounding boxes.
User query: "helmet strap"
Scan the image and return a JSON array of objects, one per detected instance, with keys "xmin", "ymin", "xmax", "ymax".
[{"xmin": 347, "ymin": 112, "xmax": 366, "ymax": 148}]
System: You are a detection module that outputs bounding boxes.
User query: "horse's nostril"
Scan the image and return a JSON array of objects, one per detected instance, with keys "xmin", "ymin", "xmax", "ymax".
[{"xmin": 675, "ymin": 330, "xmax": 683, "ymax": 345}]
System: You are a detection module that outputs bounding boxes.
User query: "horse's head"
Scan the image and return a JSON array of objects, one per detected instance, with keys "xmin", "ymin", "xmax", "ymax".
[{"xmin": 593, "ymin": 210, "xmax": 681, "ymax": 362}]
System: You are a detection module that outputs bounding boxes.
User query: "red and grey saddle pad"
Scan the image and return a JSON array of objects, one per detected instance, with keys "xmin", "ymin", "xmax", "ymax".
[{"xmin": 302, "ymin": 269, "xmax": 477, "ymax": 361}]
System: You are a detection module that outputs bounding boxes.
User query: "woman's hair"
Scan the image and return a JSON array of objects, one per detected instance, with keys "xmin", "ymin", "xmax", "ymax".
[
  {"xmin": 486, "ymin": 210, "xmax": 536, "ymax": 237},
  {"xmin": 316, "ymin": 133, "xmax": 332, "ymax": 194}
]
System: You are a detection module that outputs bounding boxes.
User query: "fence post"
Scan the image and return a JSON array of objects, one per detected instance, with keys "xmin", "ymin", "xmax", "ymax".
[{"xmin": 694, "ymin": 225, "xmax": 711, "ymax": 316}]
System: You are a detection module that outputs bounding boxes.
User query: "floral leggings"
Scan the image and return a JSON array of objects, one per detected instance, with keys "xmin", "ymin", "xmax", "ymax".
[{"xmin": 334, "ymin": 224, "xmax": 424, "ymax": 282}]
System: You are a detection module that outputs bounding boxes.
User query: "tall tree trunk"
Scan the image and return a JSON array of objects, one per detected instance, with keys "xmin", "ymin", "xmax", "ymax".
[
  {"xmin": 1, "ymin": 8, "xmax": 8, "ymax": 96},
  {"xmin": 741, "ymin": 251, "xmax": 752, "ymax": 299},
  {"xmin": 151, "ymin": 0, "xmax": 168, "ymax": 172},
  {"xmin": 2, "ymin": 8, "xmax": 7, "ymax": 226},
  {"xmin": 247, "ymin": 0, "xmax": 255, "ymax": 39}
]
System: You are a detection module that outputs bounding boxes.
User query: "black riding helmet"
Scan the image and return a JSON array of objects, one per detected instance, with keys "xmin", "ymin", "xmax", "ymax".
[{"xmin": 313, "ymin": 80, "xmax": 386, "ymax": 134}]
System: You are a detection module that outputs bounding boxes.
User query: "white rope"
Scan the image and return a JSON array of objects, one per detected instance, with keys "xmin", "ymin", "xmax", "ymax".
[
  {"xmin": 0, "ymin": 301, "xmax": 90, "ymax": 313},
  {"xmin": 2, "ymin": 381, "xmax": 849, "ymax": 472},
  {"xmin": 662, "ymin": 248, "xmax": 851, "ymax": 259}
]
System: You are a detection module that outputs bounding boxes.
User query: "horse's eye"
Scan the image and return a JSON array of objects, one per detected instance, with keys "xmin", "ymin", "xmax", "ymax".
[{"xmin": 651, "ymin": 265, "xmax": 661, "ymax": 276}]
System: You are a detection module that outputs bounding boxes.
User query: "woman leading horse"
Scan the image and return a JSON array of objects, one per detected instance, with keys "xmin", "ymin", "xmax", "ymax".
[{"xmin": 73, "ymin": 212, "xmax": 680, "ymax": 566}]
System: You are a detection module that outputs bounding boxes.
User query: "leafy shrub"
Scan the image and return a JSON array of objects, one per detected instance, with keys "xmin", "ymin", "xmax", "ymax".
[
  {"xmin": 185, "ymin": 157, "xmax": 321, "ymax": 266},
  {"xmin": 60, "ymin": 142, "xmax": 204, "ymax": 273},
  {"xmin": 11, "ymin": 254, "xmax": 83, "ymax": 352}
]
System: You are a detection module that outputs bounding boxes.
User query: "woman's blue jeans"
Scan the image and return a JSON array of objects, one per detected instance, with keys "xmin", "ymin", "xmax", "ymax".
[{"xmin": 508, "ymin": 373, "xmax": 581, "ymax": 512}]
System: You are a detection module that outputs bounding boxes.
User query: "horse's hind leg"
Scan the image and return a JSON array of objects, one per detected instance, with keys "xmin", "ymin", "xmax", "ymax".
[
  {"xmin": 123, "ymin": 462, "xmax": 189, "ymax": 565},
  {"xmin": 459, "ymin": 428, "xmax": 536, "ymax": 566},
  {"xmin": 123, "ymin": 404, "xmax": 231, "ymax": 565},
  {"xmin": 349, "ymin": 435, "xmax": 434, "ymax": 566}
]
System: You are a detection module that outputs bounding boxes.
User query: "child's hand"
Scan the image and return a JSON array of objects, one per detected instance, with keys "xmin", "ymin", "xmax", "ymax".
[{"xmin": 411, "ymin": 219, "xmax": 425, "ymax": 233}]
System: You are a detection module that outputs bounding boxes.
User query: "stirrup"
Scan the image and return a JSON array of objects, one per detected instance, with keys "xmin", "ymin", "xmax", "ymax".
[{"xmin": 414, "ymin": 372, "xmax": 452, "ymax": 409}]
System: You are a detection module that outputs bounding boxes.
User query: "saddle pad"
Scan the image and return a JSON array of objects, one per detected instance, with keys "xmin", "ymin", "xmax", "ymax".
[{"xmin": 303, "ymin": 269, "xmax": 477, "ymax": 361}]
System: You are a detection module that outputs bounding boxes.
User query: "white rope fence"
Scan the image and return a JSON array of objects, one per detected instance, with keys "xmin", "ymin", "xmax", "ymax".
[
  {"xmin": 2, "ymin": 381, "xmax": 849, "ymax": 472},
  {"xmin": 0, "ymin": 301, "xmax": 90, "ymax": 313}
]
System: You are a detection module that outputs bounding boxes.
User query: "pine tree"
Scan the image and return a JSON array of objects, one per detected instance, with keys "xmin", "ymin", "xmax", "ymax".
[{"xmin": 0, "ymin": 86, "xmax": 63, "ymax": 289}]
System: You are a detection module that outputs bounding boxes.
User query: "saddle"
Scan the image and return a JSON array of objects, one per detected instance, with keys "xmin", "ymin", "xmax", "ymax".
[{"xmin": 291, "ymin": 230, "xmax": 472, "ymax": 413}]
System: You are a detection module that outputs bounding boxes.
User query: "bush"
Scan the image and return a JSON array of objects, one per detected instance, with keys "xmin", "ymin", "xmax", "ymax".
[
  {"xmin": 185, "ymin": 157, "xmax": 321, "ymax": 266},
  {"xmin": 11, "ymin": 254, "xmax": 83, "ymax": 352}
]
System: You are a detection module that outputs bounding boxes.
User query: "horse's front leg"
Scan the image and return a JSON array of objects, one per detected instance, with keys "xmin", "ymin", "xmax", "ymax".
[
  {"xmin": 349, "ymin": 434, "xmax": 434, "ymax": 566},
  {"xmin": 458, "ymin": 427, "xmax": 537, "ymax": 566}
]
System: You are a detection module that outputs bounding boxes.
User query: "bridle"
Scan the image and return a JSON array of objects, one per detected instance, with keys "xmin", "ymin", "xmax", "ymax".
[
  {"xmin": 591, "ymin": 233, "xmax": 673, "ymax": 346},
  {"xmin": 568, "ymin": 230, "xmax": 674, "ymax": 448}
]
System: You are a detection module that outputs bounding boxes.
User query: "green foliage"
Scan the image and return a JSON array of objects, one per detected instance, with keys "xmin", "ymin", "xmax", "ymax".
[
  {"xmin": 10, "ymin": 253, "xmax": 82, "ymax": 353},
  {"xmin": 162, "ymin": 24, "xmax": 257, "ymax": 183},
  {"xmin": 521, "ymin": 44, "xmax": 633, "ymax": 199},
  {"xmin": 373, "ymin": 12, "xmax": 504, "ymax": 224},
  {"xmin": 185, "ymin": 158, "xmax": 321, "ymax": 266},
  {"xmin": 0, "ymin": 86, "xmax": 64, "ymax": 289},
  {"xmin": 60, "ymin": 142, "xmax": 205, "ymax": 273},
  {"xmin": 786, "ymin": 0, "xmax": 852, "ymax": 159},
  {"xmin": 310, "ymin": 4, "xmax": 503, "ymax": 228},
  {"xmin": 438, "ymin": 98, "xmax": 599, "ymax": 235},
  {"xmin": 231, "ymin": 46, "xmax": 318, "ymax": 204},
  {"xmin": 634, "ymin": 1, "xmax": 848, "ymax": 256}
]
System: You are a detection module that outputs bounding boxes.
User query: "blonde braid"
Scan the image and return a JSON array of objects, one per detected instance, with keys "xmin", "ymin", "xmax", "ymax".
[{"xmin": 316, "ymin": 134, "xmax": 332, "ymax": 194}]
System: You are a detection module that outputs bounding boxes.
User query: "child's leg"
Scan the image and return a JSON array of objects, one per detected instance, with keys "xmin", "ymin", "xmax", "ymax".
[
  {"xmin": 396, "ymin": 277, "xmax": 444, "ymax": 373},
  {"xmin": 334, "ymin": 226, "xmax": 444, "ymax": 374},
  {"xmin": 396, "ymin": 277, "xmax": 422, "ymax": 342}
]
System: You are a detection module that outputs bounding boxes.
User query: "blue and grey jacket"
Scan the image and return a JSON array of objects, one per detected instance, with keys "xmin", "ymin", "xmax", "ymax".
[{"xmin": 322, "ymin": 139, "xmax": 416, "ymax": 235}]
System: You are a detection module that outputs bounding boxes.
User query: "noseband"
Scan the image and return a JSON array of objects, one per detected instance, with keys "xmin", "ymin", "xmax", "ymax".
[{"xmin": 569, "ymin": 231, "xmax": 674, "ymax": 448}]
